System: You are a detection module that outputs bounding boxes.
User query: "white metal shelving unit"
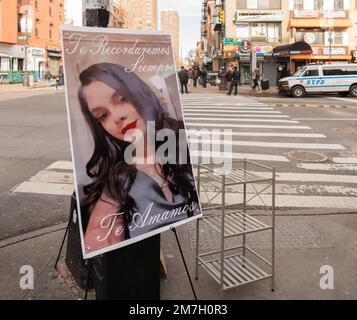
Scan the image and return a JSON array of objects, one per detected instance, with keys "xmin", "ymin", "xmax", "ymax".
[{"xmin": 195, "ymin": 159, "xmax": 276, "ymax": 291}]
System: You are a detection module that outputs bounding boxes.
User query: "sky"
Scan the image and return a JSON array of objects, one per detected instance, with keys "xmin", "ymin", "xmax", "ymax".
[{"xmin": 158, "ymin": 0, "xmax": 202, "ymax": 58}]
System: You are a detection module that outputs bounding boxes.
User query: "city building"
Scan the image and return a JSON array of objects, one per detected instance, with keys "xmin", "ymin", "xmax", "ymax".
[
  {"xmin": 64, "ymin": 0, "xmax": 84, "ymax": 26},
  {"xmin": 160, "ymin": 10, "xmax": 180, "ymax": 67},
  {"xmin": 109, "ymin": 0, "xmax": 157, "ymax": 30},
  {"xmin": 0, "ymin": 0, "xmax": 64, "ymax": 82},
  {"xmin": 284, "ymin": 0, "xmax": 354, "ymax": 73}
]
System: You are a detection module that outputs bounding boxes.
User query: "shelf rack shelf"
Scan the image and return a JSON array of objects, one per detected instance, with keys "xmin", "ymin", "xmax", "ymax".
[{"xmin": 195, "ymin": 159, "xmax": 276, "ymax": 292}]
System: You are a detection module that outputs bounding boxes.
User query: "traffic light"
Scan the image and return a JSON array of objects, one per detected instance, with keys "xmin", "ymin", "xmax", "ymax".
[{"xmin": 219, "ymin": 11, "xmax": 225, "ymax": 24}]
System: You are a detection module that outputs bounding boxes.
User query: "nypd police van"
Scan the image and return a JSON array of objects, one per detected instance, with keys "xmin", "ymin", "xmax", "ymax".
[{"xmin": 278, "ymin": 63, "xmax": 357, "ymax": 97}]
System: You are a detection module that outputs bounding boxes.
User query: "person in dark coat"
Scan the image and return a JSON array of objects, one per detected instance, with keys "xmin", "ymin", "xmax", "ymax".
[
  {"xmin": 178, "ymin": 66, "xmax": 189, "ymax": 94},
  {"xmin": 224, "ymin": 67, "xmax": 233, "ymax": 90},
  {"xmin": 200, "ymin": 68, "xmax": 208, "ymax": 88},
  {"xmin": 227, "ymin": 67, "xmax": 240, "ymax": 96}
]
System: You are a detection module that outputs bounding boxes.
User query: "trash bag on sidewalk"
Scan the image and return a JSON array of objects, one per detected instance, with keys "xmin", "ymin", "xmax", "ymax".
[{"xmin": 261, "ymin": 79, "xmax": 270, "ymax": 90}]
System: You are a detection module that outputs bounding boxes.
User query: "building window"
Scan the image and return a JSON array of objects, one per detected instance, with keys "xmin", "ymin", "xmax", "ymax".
[
  {"xmin": 267, "ymin": 23, "xmax": 280, "ymax": 42},
  {"xmin": 49, "ymin": 24, "xmax": 53, "ymax": 41},
  {"xmin": 294, "ymin": 0, "xmax": 304, "ymax": 9},
  {"xmin": 334, "ymin": 0, "xmax": 344, "ymax": 9},
  {"xmin": 334, "ymin": 31, "xmax": 344, "ymax": 45},
  {"xmin": 35, "ymin": 19, "xmax": 40, "ymax": 38},
  {"xmin": 49, "ymin": 0, "xmax": 52, "ymax": 16},
  {"xmin": 314, "ymin": 0, "xmax": 323, "ymax": 10},
  {"xmin": 35, "ymin": 0, "xmax": 39, "ymax": 10}
]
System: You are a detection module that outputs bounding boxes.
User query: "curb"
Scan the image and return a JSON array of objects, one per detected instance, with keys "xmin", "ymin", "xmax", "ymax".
[
  {"xmin": 270, "ymin": 104, "xmax": 352, "ymax": 109},
  {"xmin": 0, "ymin": 222, "xmax": 67, "ymax": 249}
]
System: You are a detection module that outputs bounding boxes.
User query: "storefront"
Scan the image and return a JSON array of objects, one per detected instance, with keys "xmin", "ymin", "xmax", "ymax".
[
  {"xmin": 27, "ymin": 47, "xmax": 46, "ymax": 80},
  {"xmin": 47, "ymin": 47, "xmax": 62, "ymax": 77},
  {"xmin": 273, "ymin": 41, "xmax": 312, "ymax": 82}
]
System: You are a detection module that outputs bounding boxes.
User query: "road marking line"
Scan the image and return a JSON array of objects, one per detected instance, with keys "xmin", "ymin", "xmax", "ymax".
[
  {"xmin": 190, "ymin": 151, "xmax": 289, "ymax": 162},
  {"xmin": 184, "ymin": 113, "xmax": 290, "ymax": 118},
  {"xmin": 329, "ymin": 97, "xmax": 357, "ymax": 104},
  {"xmin": 12, "ymin": 181, "xmax": 73, "ymax": 196},
  {"xmin": 185, "ymin": 117, "xmax": 299, "ymax": 123},
  {"xmin": 189, "ymin": 139, "xmax": 345, "ymax": 150},
  {"xmin": 183, "ymin": 106, "xmax": 274, "ymax": 110},
  {"xmin": 46, "ymin": 161, "xmax": 73, "ymax": 171},
  {"xmin": 183, "ymin": 109, "xmax": 281, "ymax": 113},
  {"xmin": 333, "ymin": 157, "xmax": 357, "ymax": 164},
  {"xmin": 187, "ymin": 131, "xmax": 326, "ymax": 138},
  {"xmin": 248, "ymin": 171, "xmax": 357, "ymax": 184},
  {"xmin": 201, "ymin": 192, "xmax": 357, "ymax": 209},
  {"xmin": 297, "ymin": 163, "xmax": 357, "ymax": 171},
  {"xmin": 186, "ymin": 123, "xmax": 311, "ymax": 129},
  {"xmin": 292, "ymin": 118, "xmax": 357, "ymax": 121}
]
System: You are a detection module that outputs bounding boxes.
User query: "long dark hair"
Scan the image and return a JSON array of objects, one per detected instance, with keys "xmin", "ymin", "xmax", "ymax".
[{"xmin": 78, "ymin": 63, "xmax": 197, "ymax": 234}]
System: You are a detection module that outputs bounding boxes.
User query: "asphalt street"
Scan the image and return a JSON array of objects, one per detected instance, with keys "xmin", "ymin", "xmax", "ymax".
[{"xmin": 0, "ymin": 90, "xmax": 357, "ymax": 240}]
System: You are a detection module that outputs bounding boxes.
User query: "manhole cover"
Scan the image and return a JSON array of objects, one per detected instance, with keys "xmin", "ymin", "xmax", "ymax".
[
  {"xmin": 333, "ymin": 127, "xmax": 357, "ymax": 135},
  {"xmin": 288, "ymin": 150, "xmax": 328, "ymax": 162}
]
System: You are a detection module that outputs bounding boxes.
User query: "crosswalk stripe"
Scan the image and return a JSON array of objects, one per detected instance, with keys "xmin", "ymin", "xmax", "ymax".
[
  {"xmin": 201, "ymin": 192, "xmax": 357, "ymax": 209},
  {"xmin": 249, "ymin": 171, "xmax": 357, "ymax": 184},
  {"xmin": 333, "ymin": 157, "xmax": 357, "ymax": 164},
  {"xmin": 184, "ymin": 113, "xmax": 290, "ymax": 118},
  {"xmin": 297, "ymin": 163, "xmax": 357, "ymax": 171},
  {"xmin": 187, "ymin": 131, "xmax": 326, "ymax": 138},
  {"xmin": 189, "ymin": 138, "xmax": 345, "ymax": 150},
  {"xmin": 185, "ymin": 117, "xmax": 299, "ymax": 123},
  {"xmin": 186, "ymin": 122, "xmax": 311, "ymax": 129},
  {"xmin": 183, "ymin": 109, "xmax": 281, "ymax": 113},
  {"xmin": 190, "ymin": 151, "xmax": 289, "ymax": 162}
]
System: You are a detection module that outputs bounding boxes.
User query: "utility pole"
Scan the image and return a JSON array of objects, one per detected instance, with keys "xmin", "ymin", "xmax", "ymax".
[
  {"xmin": 24, "ymin": 1, "xmax": 29, "ymax": 86},
  {"xmin": 328, "ymin": 28, "xmax": 332, "ymax": 64}
]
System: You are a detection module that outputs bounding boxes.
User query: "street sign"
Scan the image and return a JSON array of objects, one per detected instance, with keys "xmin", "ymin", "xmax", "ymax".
[{"xmin": 17, "ymin": 36, "xmax": 26, "ymax": 40}]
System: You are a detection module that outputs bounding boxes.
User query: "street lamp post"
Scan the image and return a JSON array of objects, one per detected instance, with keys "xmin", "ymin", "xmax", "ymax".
[{"xmin": 328, "ymin": 28, "xmax": 333, "ymax": 64}]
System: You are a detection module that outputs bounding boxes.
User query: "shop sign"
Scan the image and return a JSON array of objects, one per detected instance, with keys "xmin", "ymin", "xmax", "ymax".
[
  {"xmin": 253, "ymin": 45, "xmax": 273, "ymax": 55},
  {"xmin": 323, "ymin": 10, "xmax": 346, "ymax": 18},
  {"xmin": 223, "ymin": 38, "xmax": 234, "ymax": 45},
  {"xmin": 293, "ymin": 10, "xmax": 319, "ymax": 18},
  {"xmin": 32, "ymin": 48, "xmax": 45, "ymax": 57},
  {"xmin": 304, "ymin": 33, "xmax": 316, "ymax": 44},
  {"xmin": 239, "ymin": 40, "xmax": 251, "ymax": 54},
  {"xmin": 322, "ymin": 47, "xmax": 346, "ymax": 55}
]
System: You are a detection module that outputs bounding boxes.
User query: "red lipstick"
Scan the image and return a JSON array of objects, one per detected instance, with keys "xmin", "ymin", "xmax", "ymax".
[{"xmin": 121, "ymin": 120, "xmax": 137, "ymax": 135}]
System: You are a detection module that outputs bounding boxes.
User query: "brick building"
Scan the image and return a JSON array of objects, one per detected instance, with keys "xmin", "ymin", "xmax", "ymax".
[{"xmin": 0, "ymin": 0, "xmax": 64, "ymax": 82}]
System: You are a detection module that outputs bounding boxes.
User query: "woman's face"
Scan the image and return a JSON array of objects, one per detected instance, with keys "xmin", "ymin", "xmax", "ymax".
[{"xmin": 83, "ymin": 81, "xmax": 146, "ymax": 143}]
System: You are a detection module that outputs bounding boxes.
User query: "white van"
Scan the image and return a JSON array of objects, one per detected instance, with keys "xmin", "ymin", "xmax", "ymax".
[{"xmin": 278, "ymin": 63, "xmax": 357, "ymax": 97}]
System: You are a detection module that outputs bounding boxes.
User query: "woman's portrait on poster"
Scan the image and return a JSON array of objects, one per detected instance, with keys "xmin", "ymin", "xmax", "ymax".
[{"xmin": 77, "ymin": 63, "xmax": 200, "ymax": 254}]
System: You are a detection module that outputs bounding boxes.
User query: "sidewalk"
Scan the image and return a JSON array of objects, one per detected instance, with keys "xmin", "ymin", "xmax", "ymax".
[
  {"xmin": 0, "ymin": 82, "xmax": 63, "ymax": 102},
  {"xmin": 0, "ymin": 211, "xmax": 356, "ymax": 300},
  {"xmin": 187, "ymin": 84, "xmax": 279, "ymax": 97}
]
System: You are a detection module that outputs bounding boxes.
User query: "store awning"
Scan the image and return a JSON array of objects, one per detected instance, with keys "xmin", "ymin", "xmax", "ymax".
[
  {"xmin": 291, "ymin": 54, "xmax": 352, "ymax": 60},
  {"xmin": 236, "ymin": 13, "xmax": 284, "ymax": 22},
  {"xmin": 273, "ymin": 41, "xmax": 312, "ymax": 57},
  {"xmin": 289, "ymin": 19, "xmax": 351, "ymax": 28}
]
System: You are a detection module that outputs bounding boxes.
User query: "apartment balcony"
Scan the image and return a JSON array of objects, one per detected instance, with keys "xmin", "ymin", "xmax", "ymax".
[{"xmin": 289, "ymin": 10, "xmax": 350, "ymax": 28}]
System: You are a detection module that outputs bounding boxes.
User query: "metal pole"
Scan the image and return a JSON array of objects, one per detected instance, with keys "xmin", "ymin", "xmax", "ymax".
[
  {"xmin": 329, "ymin": 29, "xmax": 332, "ymax": 64},
  {"xmin": 220, "ymin": 174, "xmax": 225, "ymax": 291},
  {"xmin": 24, "ymin": 2, "xmax": 29, "ymax": 86},
  {"xmin": 271, "ymin": 167, "xmax": 276, "ymax": 292}
]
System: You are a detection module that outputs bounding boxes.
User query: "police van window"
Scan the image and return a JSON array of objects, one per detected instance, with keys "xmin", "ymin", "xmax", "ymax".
[
  {"xmin": 302, "ymin": 69, "xmax": 319, "ymax": 77},
  {"xmin": 344, "ymin": 67, "xmax": 357, "ymax": 75},
  {"xmin": 323, "ymin": 69, "xmax": 345, "ymax": 76}
]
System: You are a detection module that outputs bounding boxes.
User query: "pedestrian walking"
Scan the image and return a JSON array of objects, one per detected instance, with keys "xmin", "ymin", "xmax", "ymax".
[
  {"xmin": 188, "ymin": 68, "xmax": 193, "ymax": 86},
  {"xmin": 200, "ymin": 68, "xmax": 208, "ymax": 88},
  {"xmin": 55, "ymin": 65, "xmax": 64, "ymax": 90},
  {"xmin": 178, "ymin": 66, "xmax": 189, "ymax": 94},
  {"xmin": 192, "ymin": 67, "xmax": 200, "ymax": 87},
  {"xmin": 224, "ymin": 67, "xmax": 233, "ymax": 91},
  {"xmin": 227, "ymin": 66, "xmax": 240, "ymax": 96},
  {"xmin": 252, "ymin": 67, "xmax": 261, "ymax": 92},
  {"xmin": 45, "ymin": 70, "xmax": 52, "ymax": 87}
]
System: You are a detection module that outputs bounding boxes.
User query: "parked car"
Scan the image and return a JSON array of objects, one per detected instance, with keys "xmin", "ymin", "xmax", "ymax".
[
  {"xmin": 206, "ymin": 72, "xmax": 219, "ymax": 86},
  {"xmin": 278, "ymin": 63, "xmax": 357, "ymax": 97}
]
